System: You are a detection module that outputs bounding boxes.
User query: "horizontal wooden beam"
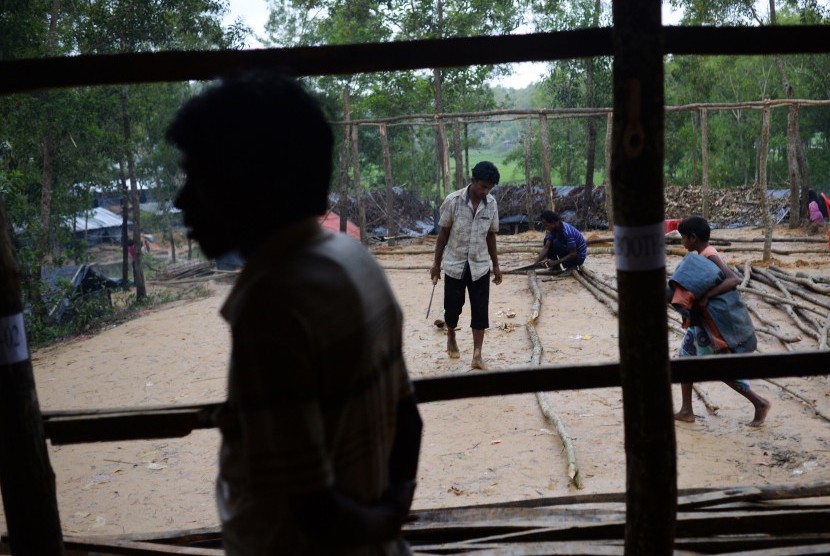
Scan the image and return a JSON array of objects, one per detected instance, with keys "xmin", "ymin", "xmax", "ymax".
[
  {"xmin": 3, "ymin": 25, "xmax": 830, "ymax": 95},
  {"xmin": 41, "ymin": 350, "xmax": 830, "ymax": 445}
]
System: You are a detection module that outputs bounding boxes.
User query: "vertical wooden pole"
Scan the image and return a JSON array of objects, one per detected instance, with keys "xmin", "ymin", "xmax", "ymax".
[
  {"xmin": 786, "ymin": 102, "xmax": 801, "ymax": 228},
  {"xmin": 351, "ymin": 124, "xmax": 367, "ymax": 244},
  {"xmin": 611, "ymin": 1, "xmax": 676, "ymax": 554},
  {"xmin": 604, "ymin": 112, "xmax": 614, "ymax": 229},
  {"xmin": 539, "ymin": 113, "xmax": 554, "ymax": 210},
  {"xmin": 759, "ymin": 103, "xmax": 773, "ymax": 261},
  {"xmin": 338, "ymin": 88, "xmax": 352, "ymax": 235},
  {"xmin": 452, "ymin": 119, "xmax": 464, "ymax": 190},
  {"xmin": 701, "ymin": 107, "xmax": 710, "ymax": 219},
  {"xmin": 379, "ymin": 123, "xmax": 396, "ymax": 246},
  {"xmin": 524, "ymin": 118, "xmax": 535, "ymax": 231},
  {"xmin": 0, "ymin": 199, "xmax": 66, "ymax": 555}
]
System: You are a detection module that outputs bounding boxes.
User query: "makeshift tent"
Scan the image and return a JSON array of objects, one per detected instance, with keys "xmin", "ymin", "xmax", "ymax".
[
  {"xmin": 319, "ymin": 211, "xmax": 360, "ymax": 240},
  {"xmin": 66, "ymin": 207, "xmax": 125, "ymax": 245},
  {"xmin": 39, "ymin": 265, "xmax": 121, "ymax": 323}
]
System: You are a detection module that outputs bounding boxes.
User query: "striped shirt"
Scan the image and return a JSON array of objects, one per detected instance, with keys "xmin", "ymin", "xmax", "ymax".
[
  {"xmin": 545, "ymin": 222, "xmax": 587, "ymax": 262},
  {"xmin": 218, "ymin": 222, "xmax": 413, "ymax": 556},
  {"xmin": 438, "ymin": 185, "xmax": 499, "ymax": 281}
]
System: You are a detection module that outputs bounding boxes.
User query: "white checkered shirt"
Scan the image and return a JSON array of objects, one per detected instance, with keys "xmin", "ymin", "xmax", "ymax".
[{"xmin": 439, "ymin": 185, "xmax": 499, "ymax": 281}]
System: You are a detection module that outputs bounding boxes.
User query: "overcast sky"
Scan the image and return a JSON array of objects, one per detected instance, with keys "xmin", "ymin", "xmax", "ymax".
[{"xmin": 224, "ymin": 1, "xmax": 683, "ymax": 89}]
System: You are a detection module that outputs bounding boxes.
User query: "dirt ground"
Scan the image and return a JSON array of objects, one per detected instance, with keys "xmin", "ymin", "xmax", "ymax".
[{"xmin": 2, "ymin": 225, "xmax": 829, "ymax": 539}]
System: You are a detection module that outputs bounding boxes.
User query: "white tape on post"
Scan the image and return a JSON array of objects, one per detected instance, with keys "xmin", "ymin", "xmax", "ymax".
[
  {"xmin": 0, "ymin": 313, "xmax": 29, "ymax": 365},
  {"xmin": 613, "ymin": 222, "xmax": 666, "ymax": 272}
]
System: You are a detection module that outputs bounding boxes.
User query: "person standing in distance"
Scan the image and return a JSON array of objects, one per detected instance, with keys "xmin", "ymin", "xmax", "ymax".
[
  {"xmin": 167, "ymin": 72, "xmax": 422, "ymax": 555},
  {"xmin": 430, "ymin": 161, "xmax": 502, "ymax": 370}
]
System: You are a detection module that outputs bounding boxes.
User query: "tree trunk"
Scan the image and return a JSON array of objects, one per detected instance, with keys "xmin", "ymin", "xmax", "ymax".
[
  {"xmin": 701, "ymin": 108, "xmax": 710, "ymax": 219},
  {"xmin": 759, "ymin": 104, "xmax": 773, "ymax": 261},
  {"xmin": 464, "ymin": 123, "xmax": 470, "ymax": 178},
  {"xmin": 611, "ymin": 2, "xmax": 677, "ymax": 554},
  {"xmin": 31, "ymin": 0, "xmax": 62, "ymax": 321},
  {"xmin": 786, "ymin": 103, "xmax": 801, "ymax": 228},
  {"xmin": 770, "ymin": 0, "xmax": 809, "ymax": 226},
  {"xmin": 539, "ymin": 114, "xmax": 554, "ymax": 210},
  {"xmin": 351, "ymin": 124, "xmax": 367, "ymax": 244},
  {"xmin": 339, "ymin": 87, "xmax": 352, "ymax": 234},
  {"xmin": 604, "ymin": 112, "xmax": 614, "ymax": 228},
  {"xmin": 452, "ymin": 119, "xmax": 463, "ymax": 190},
  {"xmin": 565, "ymin": 121, "xmax": 573, "ymax": 184},
  {"xmin": 379, "ymin": 123, "xmax": 396, "ymax": 245},
  {"xmin": 121, "ymin": 88, "xmax": 146, "ymax": 300},
  {"xmin": 582, "ymin": 13, "xmax": 598, "ymax": 228},
  {"xmin": 524, "ymin": 118, "xmax": 534, "ymax": 230},
  {"xmin": 119, "ymin": 161, "xmax": 129, "ymax": 286},
  {"xmin": 0, "ymin": 199, "xmax": 66, "ymax": 555}
]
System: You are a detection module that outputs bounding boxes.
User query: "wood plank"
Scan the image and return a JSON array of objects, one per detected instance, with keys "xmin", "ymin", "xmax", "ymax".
[{"xmin": 3, "ymin": 26, "xmax": 830, "ymax": 95}]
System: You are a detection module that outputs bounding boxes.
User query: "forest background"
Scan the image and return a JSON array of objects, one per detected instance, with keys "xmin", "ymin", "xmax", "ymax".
[{"xmin": 2, "ymin": 0, "xmax": 830, "ymax": 345}]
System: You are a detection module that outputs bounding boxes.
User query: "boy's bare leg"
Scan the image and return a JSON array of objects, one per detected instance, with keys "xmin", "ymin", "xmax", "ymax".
[
  {"xmin": 725, "ymin": 381, "xmax": 771, "ymax": 426},
  {"xmin": 471, "ymin": 328, "xmax": 486, "ymax": 370},
  {"xmin": 674, "ymin": 383, "xmax": 696, "ymax": 422},
  {"xmin": 446, "ymin": 327, "xmax": 460, "ymax": 359}
]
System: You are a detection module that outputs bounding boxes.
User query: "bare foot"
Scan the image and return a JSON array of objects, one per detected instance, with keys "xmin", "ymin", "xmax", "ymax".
[
  {"xmin": 447, "ymin": 338, "xmax": 460, "ymax": 359},
  {"xmin": 471, "ymin": 355, "xmax": 486, "ymax": 370},
  {"xmin": 673, "ymin": 409, "xmax": 696, "ymax": 423},
  {"xmin": 748, "ymin": 397, "xmax": 771, "ymax": 427}
]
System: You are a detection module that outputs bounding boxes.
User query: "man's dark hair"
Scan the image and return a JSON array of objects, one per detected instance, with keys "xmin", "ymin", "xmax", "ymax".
[
  {"xmin": 678, "ymin": 215, "xmax": 711, "ymax": 242},
  {"xmin": 166, "ymin": 72, "xmax": 333, "ymax": 223},
  {"xmin": 472, "ymin": 161, "xmax": 500, "ymax": 185},
  {"xmin": 540, "ymin": 209, "xmax": 560, "ymax": 223}
]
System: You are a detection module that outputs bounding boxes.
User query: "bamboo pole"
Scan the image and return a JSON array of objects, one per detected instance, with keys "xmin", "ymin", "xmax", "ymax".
[
  {"xmin": 379, "ymin": 123, "xmax": 396, "ymax": 246},
  {"xmin": 612, "ymin": 2, "xmax": 676, "ymax": 552},
  {"xmin": 538, "ymin": 113, "xmax": 554, "ymax": 210},
  {"xmin": 524, "ymin": 117, "xmax": 535, "ymax": 230},
  {"xmin": 351, "ymin": 124, "xmax": 367, "ymax": 244},
  {"xmin": 701, "ymin": 107, "xmax": 709, "ymax": 219},
  {"xmin": 604, "ymin": 112, "xmax": 614, "ymax": 228},
  {"xmin": 0, "ymin": 199, "xmax": 65, "ymax": 554},
  {"xmin": 758, "ymin": 103, "xmax": 773, "ymax": 261}
]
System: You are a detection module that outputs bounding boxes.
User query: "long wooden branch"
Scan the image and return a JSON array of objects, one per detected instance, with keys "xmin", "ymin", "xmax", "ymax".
[{"xmin": 526, "ymin": 270, "xmax": 583, "ymax": 489}]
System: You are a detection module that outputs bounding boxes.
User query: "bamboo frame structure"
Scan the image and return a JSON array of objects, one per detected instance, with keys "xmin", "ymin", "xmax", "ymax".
[{"xmin": 1, "ymin": 3, "xmax": 830, "ymax": 554}]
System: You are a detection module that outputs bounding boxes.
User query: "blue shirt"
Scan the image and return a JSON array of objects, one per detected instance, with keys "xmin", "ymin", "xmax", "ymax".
[{"xmin": 545, "ymin": 222, "xmax": 587, "ymax": 262}]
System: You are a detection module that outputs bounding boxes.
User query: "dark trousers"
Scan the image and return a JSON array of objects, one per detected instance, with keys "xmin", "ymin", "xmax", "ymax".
[
  {"xmin": 549, "ymin": 238, "xmax": 585, "ymax": 269},
  {"xmin": 444, "ymin": 263, "xmax": 490, "ymax": 329}
]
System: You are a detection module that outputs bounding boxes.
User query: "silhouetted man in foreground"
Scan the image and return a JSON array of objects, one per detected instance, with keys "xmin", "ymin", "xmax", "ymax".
[{"xmin": 168, "ymin": 72, "xmax": 422, "ymax": 555}]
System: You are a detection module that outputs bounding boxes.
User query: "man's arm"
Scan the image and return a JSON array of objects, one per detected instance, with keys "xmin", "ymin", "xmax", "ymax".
[
  {"xmin": 533, "ymin": 241, "xmax": 552, "ymax": 265},
  {"xmin": 290, "ymin": 395, "xmax": 423, "ymax": 545},
  {"xmin": 547, "ymin": 247, "xmax": 577, "ymax": 268},
  {"xmin": 430, "ymin": 225, "xmax": 451, "ymax": 283},
  {"xmin": 486, "ymin": 231, "xmax": 502, "ymax": 284}
]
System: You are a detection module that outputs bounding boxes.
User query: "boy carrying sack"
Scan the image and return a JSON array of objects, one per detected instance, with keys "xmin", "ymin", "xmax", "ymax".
[{"xmin": 668, "ymin": 216, "xmax": 771, "ymax": 427}]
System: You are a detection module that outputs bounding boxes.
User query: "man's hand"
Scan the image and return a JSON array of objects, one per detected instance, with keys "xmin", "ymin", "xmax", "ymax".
[
  {"xmin": 492, "ymin": 264, "xmax": 502, "ymax": 285},
  {"xmin": 429, "ymin": 264, "xmax": 441, "ymax": 283}
]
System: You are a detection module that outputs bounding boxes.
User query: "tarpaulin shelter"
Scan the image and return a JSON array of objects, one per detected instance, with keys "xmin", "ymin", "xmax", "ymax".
[{"xmin": 318, "ymin": 211, "xmax": 360, "ymax": 240}]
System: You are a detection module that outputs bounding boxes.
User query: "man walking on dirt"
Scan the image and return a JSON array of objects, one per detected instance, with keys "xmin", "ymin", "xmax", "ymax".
[
  {"xmin": 168, "ymin": 72, "xmax": 422, "ymax": 555},
  {"xmin": 430, "ymin": 161, "xmax": 503, "ymax": 370}
]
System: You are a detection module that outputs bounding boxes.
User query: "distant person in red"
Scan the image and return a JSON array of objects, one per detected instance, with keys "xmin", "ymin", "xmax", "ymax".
[{"xmin": 167, "ymin": 72, "xmax": 422, "ymax": 555}]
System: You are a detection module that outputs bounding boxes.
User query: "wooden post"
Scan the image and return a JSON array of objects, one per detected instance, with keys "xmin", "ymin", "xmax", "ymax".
[
  {"xmin": 0, "ymin": 199, "xmax": 66, "ymax": 555},
  {"xmin": 604, "ymin": 112, "xmax": 614, "ymax": 229},
  {"xmin": 759, "ymin": 103, "xmax": 773, "ymax": 261},
  {"xmin": 351, "ymin": 124, "xmax": 367, "ymax": 244},
  {"xmin": 452, "ymin": 119, "xmax": 464, "ymax": 190},
  {"xmin": 524, "ymin": 117, "xmax": 535, "ymax": 231},
  {"xmin": 338, "ymin": 88, "xmax": 352, "ymax": 234},
  {"xmin": 701, "ymin": 107, "xmax": 710, "ymax": 219},
  {"xmin": 786, "ymin": 101, "xmax": 801, "ymax": 228},
  {"xmin": 539, "ymin": 113, "xmax": 554, "ymax": 210},
  {"xmin": 611, "ymin": 1, "xmax": 677, "ymax": 554},
  {"xmin": 379, "ymin": 123, "xmax": 396, "ymax": 245}
]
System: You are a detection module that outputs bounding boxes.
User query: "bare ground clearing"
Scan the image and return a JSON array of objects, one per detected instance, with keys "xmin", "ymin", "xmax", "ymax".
[{"xmin": 1, "ymin": 225, "xmax": 829, "ymax": 539}]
